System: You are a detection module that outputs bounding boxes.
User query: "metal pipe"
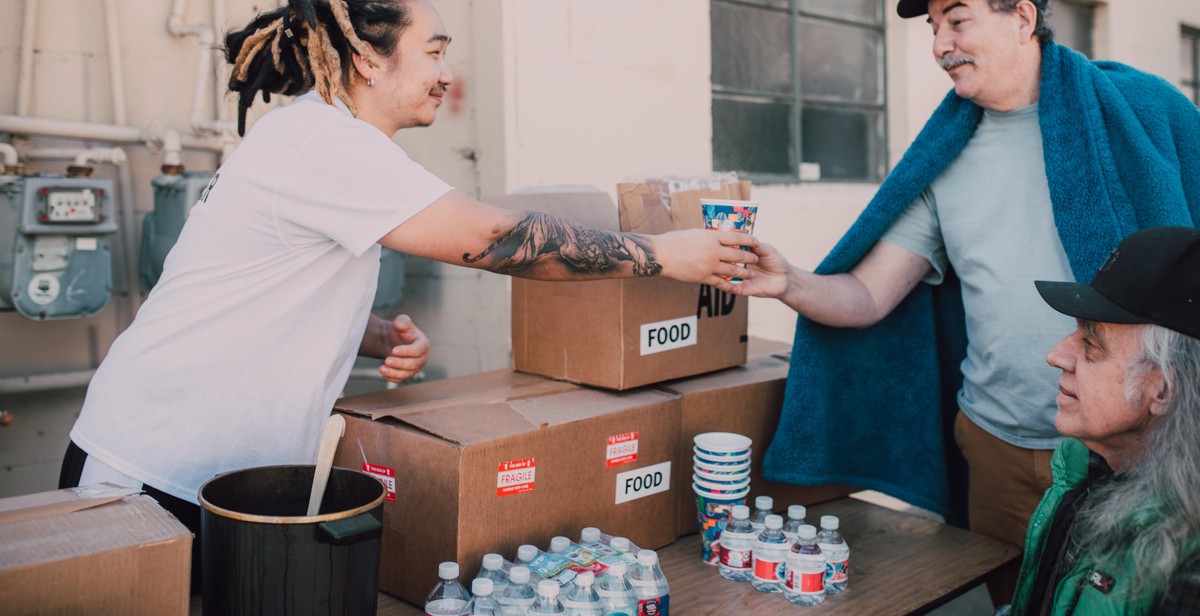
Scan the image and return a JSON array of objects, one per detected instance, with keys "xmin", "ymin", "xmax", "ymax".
[
  {"xmin": 213, "ymin": 0, "xmax": 230, "ymax": 124},
  {"xmin": 0, "ymin": 143, "xmax": 18, "ymax": 167},
  {"xmin": 0, "ymin": 370, "xmax": 95, "ymax": 394},
  {"xmin": 17, "ymin": 0, "xmax": 38, "ymax": 116},
  {"xmin": 104, "ymin": 0, "xmax": 127, "ymax": 126},
  {"xmin": 0, "ymin": 114, "xmax": 230, "ymax": 153},
  {"xmin": 26, "ymin": 147, "xmax": 127, "ymax": 167},
  {"xmin": 168, "ymin": 0, "xmax": 237, "ymax": 136}
]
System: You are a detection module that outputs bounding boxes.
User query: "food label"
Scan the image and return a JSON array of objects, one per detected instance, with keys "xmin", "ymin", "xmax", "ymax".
[
  {"xmin": 615, "ymin": 461, "xmax": 670, "ymax": 504},
  {"xmin": 639, "ymin": 316, "xmax": 697, "ymax": 355}
]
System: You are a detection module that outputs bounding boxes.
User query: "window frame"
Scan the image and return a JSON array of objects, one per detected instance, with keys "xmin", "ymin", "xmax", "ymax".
[
  {"xmin": 1184, "ymin": 25, "xmax": 1200, "ymax": 106},
  {"xmin": 710, "ymin": 0, "xmax": 889, "ymax": 185}
]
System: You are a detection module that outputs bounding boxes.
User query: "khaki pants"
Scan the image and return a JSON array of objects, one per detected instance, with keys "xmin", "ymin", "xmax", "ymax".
[{"xmin": 953, "ymin": 411, "xmax": 1055, "ymax": 607}]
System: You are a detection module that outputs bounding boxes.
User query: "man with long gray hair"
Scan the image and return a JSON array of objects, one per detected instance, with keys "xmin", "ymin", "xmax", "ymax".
[{"xmin": 1003, "ymin": 226, "xmax": 1200, "ymax": 614}]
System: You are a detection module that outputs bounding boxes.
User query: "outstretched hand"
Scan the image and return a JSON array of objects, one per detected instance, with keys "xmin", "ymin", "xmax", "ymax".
[
  {"xmin": 652, "ymin": 228, "xmax": 761, "ymax": 290},
  {"xmin": 723, "ymin": 241, "xmax": 792, "ymax": 299},
  {"xmin": 379, "ymin": 314, "xmax": 430, "ymax": 383}
]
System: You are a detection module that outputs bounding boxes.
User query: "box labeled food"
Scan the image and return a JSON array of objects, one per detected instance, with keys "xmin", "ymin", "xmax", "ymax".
[
  {"xmin": 499, "ymin": 184, "xmax": 750, "ymax": 390},
  {"xmin": 332, "ymin": 369, "xmax": 681, "ymax": 605},
  {"xmin": 0, "ymin": 484, "xmax": 192, "ymax": 615}
]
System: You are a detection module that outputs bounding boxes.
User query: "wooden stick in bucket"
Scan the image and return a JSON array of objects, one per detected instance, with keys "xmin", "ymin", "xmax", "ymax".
[{"xmin": 307, "ymin": 413, "xmax": 346, "ymax": 516}]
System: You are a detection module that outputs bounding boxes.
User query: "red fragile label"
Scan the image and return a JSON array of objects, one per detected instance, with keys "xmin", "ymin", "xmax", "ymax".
[
  {"xmin": 497, "ymin": 457, "xmax": 536, "ymax": 497},
  {"xmin": 361, "ymin": 462, "xmax": 396, "ymax": 502},
  {"xmin": 606, "ymin": 432, "xmax": 639, "ymax": 468}
]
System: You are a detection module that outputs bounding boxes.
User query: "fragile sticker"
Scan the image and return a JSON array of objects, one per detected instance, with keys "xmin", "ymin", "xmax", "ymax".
[
  {"xmin": 615, "ymin": 461, "xmax": 671, "ymax": 505},
  {"xmin": 497, "ymin": 457, "xmax": 536, "ymax": 497},
  {"xmin": 606, "ymin": 431, "xmax": 639, "ymax": 468},
  {"xmin": 361, "ymin": 462, "xmax": 396, "ymax": 502}
]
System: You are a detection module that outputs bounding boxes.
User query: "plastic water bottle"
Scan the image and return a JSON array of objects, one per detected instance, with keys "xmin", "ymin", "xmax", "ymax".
[
  {"xmin": 782, "ymin": 505, "xmax": 807, "ymax": 544},
  {"xmin": 717, "ymin": 505, "xmax": 755, "ymax": 582},
  {"xmin": 605, "ymin": 536, "xmax": 638, "ymax": 567},
  {"xmin": 784, "ymin": 525, "xmax": 825, "ymax": 606},
  {"xmin": 550, "ymin": 536, "xmax": 572, "ymax": 555},
  {"xmin": 751, "ymin": 515, "xmax": 788, "ymax": 593},
  {"xmin": 475, "ymin": 553, "xmax": 510, "ymax": 599},
  {"xmin": 562, "ymin": 571, "xmax": 603, "ymax": 616},
  {"xmin": 530, "ymin": 579, "xmax": 567, "ymax": 614},
  {"xmin": 498, "ymin": 565, "xmax": 537, "ymax": 616},
  {"xmin": 629, "ymin": 550, "xmax": 669, "ymax": 615},
  {"xmin": 470, "ymin": 577, "xmax": 499, "ymax": 615},
  {"xmin": 580, "ymin": 527, "xmax": 603, "ymax": 545},
  {"xmin": 595, "ymin": 561, "xmax": 636, "ymax": 616},
  {"xmin": 750, "ymin": 495, "xmax": 774, "ymax": 533},
  {"xmin": 426, "ymin": 561, "xmax": 472, "ymax": 615},
  {"xmin": 817, "ymin": 515, "xmax": 850, "ymax": 594},
  {"xmin": 517, "ymin": 544, "xmax": 540, "ymax": 566}
]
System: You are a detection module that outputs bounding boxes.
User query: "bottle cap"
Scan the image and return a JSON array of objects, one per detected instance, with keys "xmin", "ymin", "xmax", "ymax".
[
  {"xmin": 610, "ymin": 537, "xmax": 631, "ymax": 552},
  {"xmin": 575, "ymin": 571, "xmax": 595, "ymax": 585},
  {"xmin": 509, "ymin": 565, "xmax": 531, "ymax": 584},
  {"xmin": 788, "ymin": 504, "xmax": 807, "ymax": 521},
  {"xmin": 821, "ymin": 515, "xmax": 840, "ymax": 530},
  {"xmin": 732, "ymin": 505, "xmax": 750, "ymax": 519},
  {"xmin": 472, "ymin": 577, "xmax": 493, "ymax": 595},
  {"xmin": 607, "ymin": 561, "xmax": 628, "ymax": 576},
  {"xmin": 580, "ymin": 527, "xmax": 601, "ymax": 543},
  {"xmin": 798, "ymin": 524, "xmax": 817, "ymax": 540},
  {"xmin": 517, "ymin": 544, "xmax": 539, "ymax": 563},
  {"xmin": 549, "ymin": 536, "xmax": 570, "ymax": 554},
  {"xmin": 755, "ymin": 495, "xmax": 774, "ymax": 510},
  {"xmin": 636, "ymin": 550, "xmax": 659, "ymax": 566},
  {"xmin": 538, "ymin": 579, "xmax": 559, "ymax": 597},
  {"xmin": 765, "ymin": 514, "xmax": 783, "ymax": 530},
  {"xmin": 482, "ymin": 553, "xmax": 503, "ymax": 570},
  {"xmin": 438, "ymin": 561, "xmax": 459, "ymax": 580}
]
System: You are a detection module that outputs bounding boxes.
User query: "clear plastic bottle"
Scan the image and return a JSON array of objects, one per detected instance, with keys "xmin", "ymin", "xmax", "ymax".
[
  {"xmin": 530, "ymin": 579, "xmax": 566, "ymax": 614},
  {"xmin": 782, "ymin": 504, "xmax": 807, "ymax": 544},
  {"xmin": 549, "ymin": 536, "xmax": 572, "ymax": 555},
  {"xmin": 784, "ymin": 524, "xmax": 825, "ymax": 606},
  {"xmin": 475, "ymin": 553, "xmax": 510, "ymax": 600},
  {"xmin": 470, "ymin": 577, "xmax": 499, "ymax": 615},
  {"xmin": 426, "ymin": 561, "xmax": 472, "ymax": 615},
  {"xmin": 580, "ymin": 527, "xmax": 603, "ymax": 545},
  {"xmin": 749, "ymin": 495, "xmax": 774, "ymax": 533},
  {"xmin": 562, "ymin": 570, "xmax": 603, "ymax": 616},
  {"xmin": 717, "ymin": 505, "xmax": 755, "ymax": 582},
  {"xmin": 817, "ymin": 515, "xmax": 850, "ymax": 594},
  {"xmin": 517, "ymin": 545, "xmax": 540, "ymax": 566},
  {"xmin": 594, "ymin": 561, "xmax": 637, "ymax": 616},
  {"xmin": 498, "ymin": 565, "xmax": 538, "ymax": 616},
  {"xmin": 751, "ymin": 514, "xmax": 788, "ymax": 593},
  {"xmin": 605, "ymin": 536, "xmax": 639, "ymax": 567},
  {"xmin": 629, "ymin": 550, "xmax": 670, "ymax": 615}
]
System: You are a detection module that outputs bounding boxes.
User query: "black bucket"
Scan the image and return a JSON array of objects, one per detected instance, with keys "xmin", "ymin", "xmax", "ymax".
[{"xmin": 199, "ymin": 465, "xmax": 385, "ymax": 616}]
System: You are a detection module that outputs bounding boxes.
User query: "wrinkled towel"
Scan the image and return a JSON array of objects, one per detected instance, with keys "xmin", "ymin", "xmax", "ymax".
[{"xmin": 765, "ymin": 42, "xmax": 1200, "ymax": 522}]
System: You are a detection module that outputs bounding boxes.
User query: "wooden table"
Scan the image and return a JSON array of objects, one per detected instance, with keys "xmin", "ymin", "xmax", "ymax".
[{"xmin": 197, "ymin": 496, "xmax": 1018, "ymax": 615}]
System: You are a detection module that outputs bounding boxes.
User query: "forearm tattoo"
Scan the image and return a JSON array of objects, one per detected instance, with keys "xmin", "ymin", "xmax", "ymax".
[{"xmin": 462, "ymin": 212, "xmax": 663, "ymax": 277}]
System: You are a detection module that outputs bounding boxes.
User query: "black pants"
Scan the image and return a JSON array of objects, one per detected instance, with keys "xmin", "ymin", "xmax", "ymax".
[{"xmin": 59, "ymin": 441, "xmax": 203, "ymax": 595}]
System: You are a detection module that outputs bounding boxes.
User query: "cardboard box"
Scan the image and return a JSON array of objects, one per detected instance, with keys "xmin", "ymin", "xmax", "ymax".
[
  {"xmin": 498, "ymin": 186, "xmax": 750, "ymax": 390},
  {"xmin": 657, "ymin": 343, "xmax": 856, "ymax": 537},
  {"xmin": 332, "ymin": 369, "xmax": 682, "ymax": 606},
  {"xmin": 0, "ymin": 484, "xmax": 191, "ymax": 615}
]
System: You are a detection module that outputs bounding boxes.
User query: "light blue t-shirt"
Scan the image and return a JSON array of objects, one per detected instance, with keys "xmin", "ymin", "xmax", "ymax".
[{"xmin": 881, "ymin": 104, "xmax": 1074, "ymax": 449}]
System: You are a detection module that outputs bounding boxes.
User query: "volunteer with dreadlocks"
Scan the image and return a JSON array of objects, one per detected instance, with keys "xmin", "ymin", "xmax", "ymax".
[{"xmin": 58, "ymin": 0, "xmax": 759, "ymax": 592}]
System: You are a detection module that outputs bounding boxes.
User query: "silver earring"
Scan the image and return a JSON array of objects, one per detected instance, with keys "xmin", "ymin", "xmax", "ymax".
[{"xmin": 368, "ymin": 77, "xmax": 375, "ymax": 87}]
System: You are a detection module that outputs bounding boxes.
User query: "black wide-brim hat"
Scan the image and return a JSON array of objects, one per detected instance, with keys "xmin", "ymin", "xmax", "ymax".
[{"xmin": 1035, "ymin": 227, "xmax": 1200, "ymax": 340}]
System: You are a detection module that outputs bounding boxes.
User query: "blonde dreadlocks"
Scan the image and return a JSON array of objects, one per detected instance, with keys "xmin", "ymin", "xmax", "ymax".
[{"xmin": 224, "ymin": 0, "xmax": 412, "ymax": 135}]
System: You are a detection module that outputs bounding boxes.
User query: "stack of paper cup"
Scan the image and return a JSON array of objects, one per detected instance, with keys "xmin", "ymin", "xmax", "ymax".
[{"xmin": 692, "ymin": 432, "xmax": 752, "ymax": 565}]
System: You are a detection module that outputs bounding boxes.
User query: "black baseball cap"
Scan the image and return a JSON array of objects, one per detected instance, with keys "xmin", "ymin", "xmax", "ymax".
[
  {"xmin": 897, "ymin": 0, "xmax": 930, "ymax": 18},
  {"xmin": 1035, "ymin": 227, "xmax": 1200, "ymax": 340}
]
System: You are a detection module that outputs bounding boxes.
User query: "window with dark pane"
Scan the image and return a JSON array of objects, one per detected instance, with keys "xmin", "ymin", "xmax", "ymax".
[
  {"xmin": 1184, "ymin": 26, "xmax": 1200, "ymax": 106},
  {"xmin": 1052, "ymin": 0, "xmax": 1095, "ymax": 58},
  {"xmin": 711, "ymin": 0, "xmax": 886, "ymax": 183}
]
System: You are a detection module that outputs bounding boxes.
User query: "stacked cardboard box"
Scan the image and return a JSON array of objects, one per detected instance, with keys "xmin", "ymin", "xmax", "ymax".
[{"xmin": 0, "ymin": 484, "xmax": 191, "ymax": 615}]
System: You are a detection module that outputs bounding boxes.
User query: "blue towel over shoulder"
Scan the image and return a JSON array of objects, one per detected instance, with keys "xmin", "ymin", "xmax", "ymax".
[{"xmin": 765, "ymin": 42, "xmax": 1200, "ymax": 521}]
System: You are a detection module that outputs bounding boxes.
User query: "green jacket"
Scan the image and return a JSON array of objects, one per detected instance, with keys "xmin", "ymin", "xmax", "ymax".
[{"xmin": 1011, "ymin": 439, "xmax": 1158, "ymax": 615}]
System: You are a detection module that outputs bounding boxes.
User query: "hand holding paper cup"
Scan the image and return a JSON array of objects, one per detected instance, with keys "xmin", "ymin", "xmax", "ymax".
[{"xmin": 701, "ymin": 199, "xmax": 759, "ymax": 283}]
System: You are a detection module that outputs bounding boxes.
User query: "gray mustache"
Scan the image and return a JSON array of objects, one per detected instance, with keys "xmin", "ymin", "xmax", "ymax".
[{"xmin": 939, "ymin": 55, "xmax": 975, "ymax": 71}]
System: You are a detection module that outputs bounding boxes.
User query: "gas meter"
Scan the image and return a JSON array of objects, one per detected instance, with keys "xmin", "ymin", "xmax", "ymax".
[{"xmin": 0, "ymin": 175, "xmax": 119, "ymax": 320}]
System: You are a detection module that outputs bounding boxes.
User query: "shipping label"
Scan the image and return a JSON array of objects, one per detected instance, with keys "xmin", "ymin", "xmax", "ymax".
[
  {"xmin": 639, "ymin": 316, "xmax": 697, "ymax": 355},
  {"xmin": 361, "ymin": 462, "xmax": 396, "ymax": 502},
  {"xmin": 606, "ymin": 431, "xmax": 639, "ymax": 468},
  {"xmin": 497, "ymin": 457, "xmax": 536, "ymax": 497},
  {"xmin": 615, "ymin": 461, "xmax": 671, "ymax": 505}
]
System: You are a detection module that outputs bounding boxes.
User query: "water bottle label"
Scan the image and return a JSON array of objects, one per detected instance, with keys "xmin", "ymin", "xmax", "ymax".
[
  {"xmin": 825, "ymin": 558, "xmax": 849, "ymax": 584},
  {"xmin": 497, "ymin": 458, "xmax": 536, "ymax": 497},
  {"xmin": 426, "ymin": 598, "xmax": 469, "ymax": 615},
  {"xmin": 636, "ymin": 595, "xmax": 668, "ymax": 616},
  {"xmin": 752, "ymin": 557, "xmax": 785, "ymax": 583},
  {"xmin": 719, "ymin": 547, "xmax": 751, "ymax": 569},
  {"xmin": 796, "ymin": 570, "xmax": 824, "ymax": 593}
]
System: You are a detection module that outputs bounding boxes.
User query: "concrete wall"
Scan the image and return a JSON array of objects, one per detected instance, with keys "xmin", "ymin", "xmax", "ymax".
[{"xmin": 1, "ymin": 0, "xmax": 1196, "ymax": 498}]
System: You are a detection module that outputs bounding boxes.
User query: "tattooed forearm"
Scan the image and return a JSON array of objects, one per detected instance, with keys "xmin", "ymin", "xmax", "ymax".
[{"xmin": 463, "ymin": 212, "xmax": 663, "ymax": 277}]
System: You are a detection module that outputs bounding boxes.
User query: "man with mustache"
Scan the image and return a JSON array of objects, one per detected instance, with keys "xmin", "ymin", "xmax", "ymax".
[
  {"xmin": 1003, "ymin": 226, "xmax": 1200, "ymax": 614},
  {"xmin": 728, "ymin": 0, "xmax": 1200, "ymax": 606}
]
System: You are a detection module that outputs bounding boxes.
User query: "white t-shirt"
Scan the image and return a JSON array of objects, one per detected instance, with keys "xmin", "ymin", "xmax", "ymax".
[{"xmin": 71, "ymin": 91, "xmax": 452, "ymax": 503}]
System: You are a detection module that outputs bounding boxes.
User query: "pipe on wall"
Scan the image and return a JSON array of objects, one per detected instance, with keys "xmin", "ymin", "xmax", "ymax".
[
  {"xmin": 103, "ymin": 0, "xmax": 127, "ymax": 127},
  {"xmin": 16, "ymin": 0, "xmax": 37, "ymax": 117},
  {"xmin": 0, "ymin": 115, "xmax": 229, "ymax": 153}
]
